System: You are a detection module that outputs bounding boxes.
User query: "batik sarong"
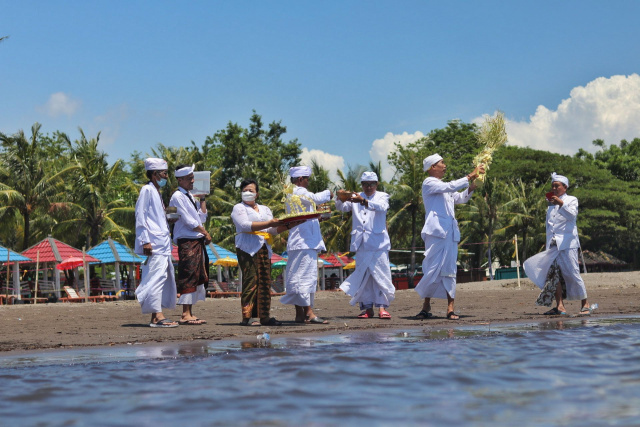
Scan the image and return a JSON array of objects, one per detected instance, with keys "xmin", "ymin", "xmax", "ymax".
[
  {"xmin": 535, "ymin": 261, "xmax": 567, "ymax": 307},
  {"xmin": 238, "ymin": 244, "xmax": 272, "ymax": 320},
  {"xmin": 177, "ymin": 237, "xmax": 209, "ymax": 294}
]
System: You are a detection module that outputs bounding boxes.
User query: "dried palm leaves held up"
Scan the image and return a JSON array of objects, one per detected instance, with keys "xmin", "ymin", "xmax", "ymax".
[{"xmin": 474, "ymin": 111, "xmax": 508, "ymax": 182}]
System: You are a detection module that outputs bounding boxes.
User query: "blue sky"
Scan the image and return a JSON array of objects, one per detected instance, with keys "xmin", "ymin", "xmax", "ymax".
[{"xmin": 2, "ymin": 1, "xmax": 640, "ymax": 181}]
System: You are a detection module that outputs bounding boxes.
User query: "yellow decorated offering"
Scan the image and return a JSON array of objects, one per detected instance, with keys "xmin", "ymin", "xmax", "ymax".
[
  {"xmin": 279, "ymin": 184, "xmax": 322, "ymax": 223},
  {"xmin": 474, "ymin": 111, "xmax": 508, "ymax": 182}
]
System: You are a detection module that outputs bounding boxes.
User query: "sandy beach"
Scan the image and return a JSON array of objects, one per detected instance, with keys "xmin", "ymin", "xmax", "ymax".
[{"xmin": 1, "ymin": 271, "xmax": 638, "ymax": 353}]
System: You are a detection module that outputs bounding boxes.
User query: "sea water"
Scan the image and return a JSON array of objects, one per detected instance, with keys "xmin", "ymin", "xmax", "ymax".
[{"xmin": 1, "ymin": 316, "xmax": 640, "ymax": 427}]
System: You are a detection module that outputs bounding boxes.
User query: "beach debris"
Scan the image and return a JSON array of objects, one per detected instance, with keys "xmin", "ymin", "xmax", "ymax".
[{"xmin": 474, "ymin": 111, "xmax": 508, "ymax": 182}]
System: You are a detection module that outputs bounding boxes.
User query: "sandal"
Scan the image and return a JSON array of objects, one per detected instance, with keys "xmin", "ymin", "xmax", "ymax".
[
  {"xmin": 240, "ymin": 318, "xmax": 260, "ymax": 326},
  {"xmin": 306, "ymin": 316, "xmax": 329, "ymax": 324},
  {"xmin": 260, "ymin": 317, "xmax": 283, "ymax": 326},
  {"xmin": 149, "ymin": 318, "xmax": 179, "ymax": 328},
  {"xmin": 379, "ymin": 310, "xmax": 391, "ymax": 319},
  {"xmin": 446, "ymin": 312, "xmax": 460, "ymax": 320},
  {"xmin": 178, "ymin": 318, "xmax": 206, "ymax": 325},
  {"xmin": 357, "ymin": 310, "xmax": 374, "ymax": 318},
  {"xmin": 579, "ymin": 307, "xmax": 591, "ymax": 316},
  {"xmin": 415, "ymin": 310, "xmax": 433, "ymax": 319},
  {"xmin": 543, "ymin": 308, "xmax": 567, "ymax": 316}
]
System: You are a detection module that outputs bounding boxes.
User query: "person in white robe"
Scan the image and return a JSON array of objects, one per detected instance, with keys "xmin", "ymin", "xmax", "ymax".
[
  {"xmin": 414, "ymin": 154, "xmax": 483, "ymax": 320},
  {"xmin": 281, "ymin": 165, "xmax": 333, "ymax": 324},
  {"xmin": 169, "ymin": 164, "xmax": 212, "ymax": 325},
  {"xmin": 523, "ymin": 173, "xmax": 590, "ymax": 315},
  {"xmin": 134, "ymin": 158, "xmax": 178, "ymax": 328},
  {"xmin": 335, "ymin": 171, "xmax": 395, "ymax": 319}
]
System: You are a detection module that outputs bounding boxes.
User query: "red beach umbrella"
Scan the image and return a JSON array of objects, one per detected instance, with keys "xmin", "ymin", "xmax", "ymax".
[{"xmin": 56, "ymin": 256, "xmax": 86, "ymax": 271}]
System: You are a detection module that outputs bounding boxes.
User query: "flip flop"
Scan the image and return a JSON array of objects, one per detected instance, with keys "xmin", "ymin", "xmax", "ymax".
[
  {"xmin": 178, "ymin": 319, "xmax": 206, "ymax": 325},
  {"xmin": 446, "ymin": 311, "xmax": 460, "ymax": 320},
  {"xmin": 415, "ymin": 310, "xmax": 433, "ymax": 319},
  {"xmin": 543, "ymin": 308, "xmax": 567, "ymax": 316},
  {"xmin": 579, "ymin": 308, "xmax": 592, "ymax": 316},
  {"xmin": 150, "ymin": 318, "xmax": 179, "ymax": 328},
  {"xmin": 306, "ymin": 317, "xmax": 329, "ymax": 324},
  {"xmin": 261, "ymin": 317, "xmax": 283, "ymax": 326},
  {"xmin": 357, "ymin": 311, "xmax": 374, "ymax": 318},
  {"xmin": 240, "ymin": 319, "xmax": 261, "ymax": 326},
  {"xmin": 379, "ymin": 310, "xmax": 391, "ymax": 319}
]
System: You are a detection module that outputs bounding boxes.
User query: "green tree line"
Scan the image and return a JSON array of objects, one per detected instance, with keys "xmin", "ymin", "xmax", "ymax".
[{"xmin": 1, "ymin": 114, "xmax": 638, "ymax": 272}]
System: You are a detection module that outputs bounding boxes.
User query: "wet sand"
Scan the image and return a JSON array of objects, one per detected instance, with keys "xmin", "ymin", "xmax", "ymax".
[{"xmin": 1, "ymin": 271, "xmax": 638, "ymax": 353}]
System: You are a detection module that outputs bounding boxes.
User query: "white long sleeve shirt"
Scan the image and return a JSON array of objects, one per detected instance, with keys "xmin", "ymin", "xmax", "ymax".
[
  {"xmin": 169, "ymin": 188, "xmax": 208, "ymax": 242},
  {"xmin": 231, "ymin": 202, "xmax": 277, "ymax": 256},
  {"xmin": 335, "ymin": 191, "xmax": 390, "ymax": 252},
  {"xmin": 546, "ymin": 194, "xmax": 580, "ymax": 251},
  {"xmin": 286, "ymin": 186, "xmax": 332, "ymax": 251},
  {"xmin": 135, "ymin": 182, "xmax": 172, "ymax": 256},
  {"xmin": 420, "ymin": 176, "xmax": 473, "ymax": 242}
]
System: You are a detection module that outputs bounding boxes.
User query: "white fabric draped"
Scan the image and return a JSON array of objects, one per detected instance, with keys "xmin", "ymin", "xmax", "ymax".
[
  {"xmin": 281, "ymin": 249, "xmax": 318, "ymax": 307},
  {"xmin": 340, "ymin": 250, "xmax": 395, "ymax": 307},
  {"xmin": 135, "ymin": 255, "xmax": 177, "ymax": 313}
]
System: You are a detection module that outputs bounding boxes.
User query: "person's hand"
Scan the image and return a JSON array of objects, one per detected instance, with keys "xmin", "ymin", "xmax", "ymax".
[
  {"xmin": 351, "ymin": 193, "xmax": 365, "ymax": 204},
  {"xmin": 167, "ymin": 217, "xmax": 179, "ymax": 224},
  {"xmin": 329, "ymin": 190, "xmax": 334, "ymax": 199},
  {"xmin": 549, "ymin": 195, "xmax": 564, "ymax": 206},
  {"xmin": 203, "ymin": 232, "xmax": 212, "ymax": 245},
  {"xmin": 270, "ymin": 218, "xmax": 284, "ymax": 227},
  {"xmin": 467, "ymin": 165, "xmax": 486, "ymax": 181},
  {"xmin": 143, "ymin": 243, "xmax": 153, "ymax": 256}
]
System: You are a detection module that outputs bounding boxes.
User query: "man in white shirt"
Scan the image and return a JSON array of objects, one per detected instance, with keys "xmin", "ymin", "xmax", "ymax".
[
  {"xmin": 169, "ymin": 164, "xmax": 212, "ymax": 325},
  {"xmin": 414, "ymin": 154, "xmax": 483, "ymax": 320},
  {"xmin": 281, "ymin": 166, "xmax": 333, "ymax": 324},
  {"xmin": 335, "ymin": 172, "xmax": 395, "ymax": 319},
  {"xmin": 523, "ymin": 173, "xmax": 590, "ymax": 315},
  {"xmin": 134, "ymin": 158, "xmax": 178, "ymax": 328}
]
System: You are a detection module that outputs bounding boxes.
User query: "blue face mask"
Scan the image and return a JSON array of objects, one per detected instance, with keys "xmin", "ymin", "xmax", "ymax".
[{"xmin": 157, "ymin": 178, "xmax": 167, "ymax": 188}]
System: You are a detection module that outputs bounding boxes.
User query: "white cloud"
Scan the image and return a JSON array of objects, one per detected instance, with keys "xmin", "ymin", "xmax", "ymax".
[
  {"xmin": 502, "ymin": 74, "xmax": 640, "ymax": 154},
  {"xmin": 369, "ymin": 131, "xmax": 426, "ymax": 181},
  {"xmin": 38, "ymin": 92, "xmax": 81, "ymax": 117},
  {"xmin": 299, "ymin": 147, "xmax": 345, "ymax": 184}
]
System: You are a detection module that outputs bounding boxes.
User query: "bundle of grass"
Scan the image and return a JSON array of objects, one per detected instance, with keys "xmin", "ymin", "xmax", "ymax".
[{"xmin": 473, "ymin": 111, "xmax": 508, "ymax": 182}]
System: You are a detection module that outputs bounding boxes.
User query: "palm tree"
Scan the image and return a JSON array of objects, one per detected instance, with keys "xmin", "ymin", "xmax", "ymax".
[
  {"xmin": 51, "ymin": 129, "xmax": 134, "ymax": 247},
  {"xmin": 504, "ymin": 179, "xmax": 547, "ymax": 261},
  {"xmin": 0, "ymin": 123, "xmax": 77, "ymax": 249}
]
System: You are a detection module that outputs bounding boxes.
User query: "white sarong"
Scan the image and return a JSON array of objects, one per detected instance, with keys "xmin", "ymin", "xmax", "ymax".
[
  {"xmin": 340, "ymin": 250, "xmax": 395, "ymax": 307},
  {"xmin": 177, "ymin": 284, "xmax": 206, "ymax": 305},
  {"xmin": 280, "ymin": 249, "xmax": 318, "ymax": 307},
  {"xmin": 415, "ymin": 234, "xmax": 458, "ymax": 299},
  {"xmin": 523, "ymin": 246, "xmax": 587, "ymax": 300},
  {"xmin": 135, "ymin": 254, "xmax": 177, "ymax": 314}
]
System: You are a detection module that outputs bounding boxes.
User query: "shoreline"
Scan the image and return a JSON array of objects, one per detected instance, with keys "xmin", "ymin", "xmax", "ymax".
[{"xmin": 1, "ymin": 271, "xmax": 638, "ymax": 353}]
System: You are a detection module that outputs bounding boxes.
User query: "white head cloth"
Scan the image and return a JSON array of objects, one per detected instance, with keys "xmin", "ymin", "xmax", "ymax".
[
  {"xmin": 175, "ymin": 164, "xmax": 195, "ymax": 177},
  {"xmin": 551, "ymin": 172, "xmax": 569, "ymax": 188},
  {"xmin": 423, "ymin": 154, "xmax": 443, "ymax": 172},
  {"xmin": 361, "ymin": 171, "xmax": 378, "ymax": 182},
  {"xmin": 289, "ymin": 166, "xmax": 312, "ymax": 178},
  {"xmin": 144, "ymin": 158, "xmax": 168, "ymax": 171}
]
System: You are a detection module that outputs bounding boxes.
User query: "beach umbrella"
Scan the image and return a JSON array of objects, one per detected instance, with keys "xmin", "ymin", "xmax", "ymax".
[
  {"xmin": 343, "ymin": 260, "xmax": 356, "ymax": 270},
  {"xmin": 56, "ymin": 256, "xmax": 86, "ymax": 271},
  {"xmin": 213, "ymin": 256, "xmax": 238, "ymax": 267}
]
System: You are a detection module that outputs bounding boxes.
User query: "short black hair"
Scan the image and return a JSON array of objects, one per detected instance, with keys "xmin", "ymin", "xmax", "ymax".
[
  {"xmin": 146, "ymin": 170, "xmax": 154, "ymax": 180},
  {"xmin": 240, "ymin": 178, "xmax": 259, "ymax": 193}
]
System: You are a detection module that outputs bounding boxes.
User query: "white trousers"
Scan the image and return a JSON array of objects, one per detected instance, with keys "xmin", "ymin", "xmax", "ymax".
[{"xmin": 135, "ymin": 255, "xmax": 177, "ymax": 314}]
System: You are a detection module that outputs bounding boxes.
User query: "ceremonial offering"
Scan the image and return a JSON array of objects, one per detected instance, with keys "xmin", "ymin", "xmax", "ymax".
[
  {"xmin": 337, "ymin": 189, "xmax": 354, "ymax": 202},
  {"xmin": 473, "ymin": 111, "xmax": 508, "ymax": 182},
  {"xmin": 546, "ymin": 192, "xmax": 555, "ymax": 202},
  {"xmin": 279, "ymin": 184, "xmax": 321, "ymax": 223},
  {"xmin": 317, "ymin": 203, "xmax": 331, "ymax": 220}
]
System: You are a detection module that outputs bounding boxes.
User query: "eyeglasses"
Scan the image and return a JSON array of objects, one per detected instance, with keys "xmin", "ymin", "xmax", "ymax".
[{"xmin": 361, "ymin": 182, "xmax": 377, "ymax": 187}]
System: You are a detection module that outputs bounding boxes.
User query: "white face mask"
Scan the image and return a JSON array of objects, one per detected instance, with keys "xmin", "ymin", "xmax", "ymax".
[{"xmin": 242, "ymin": 191, "xmax": 256, "ymax": 202}]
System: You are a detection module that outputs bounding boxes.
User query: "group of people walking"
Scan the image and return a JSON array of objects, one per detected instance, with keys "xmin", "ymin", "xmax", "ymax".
[{"xmin": 133, "ymin": 154, "xmax": 590, "ymax": 328}]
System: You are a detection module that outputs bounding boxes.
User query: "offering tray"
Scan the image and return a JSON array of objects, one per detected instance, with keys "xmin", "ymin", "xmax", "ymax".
[{"xmin": 279, "ymin": 213, "xmax": 321, "ymax": 223}]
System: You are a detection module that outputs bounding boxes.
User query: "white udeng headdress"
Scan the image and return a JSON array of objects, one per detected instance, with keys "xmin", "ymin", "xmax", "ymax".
[
  {"xmin": 144, "ymin": 158, "xmax": 168, "ymax": 171},
  {"xmin": 551, "ymin": 172, "xmax": 569, "ymax": 188},
  {"xmin": 360, "ymin": 171, "xmax": 378, "ymax": 182},
  {"xmin": 423, "ymin": 154, "xmax": 443, "ymax": 172},
  {"xmin": 289, "ymin": 166, "xmax": 312, "ymax": 178},
  {"xmin": 175, "ymin": 164, "xmax": 195, "ymax": 177}
]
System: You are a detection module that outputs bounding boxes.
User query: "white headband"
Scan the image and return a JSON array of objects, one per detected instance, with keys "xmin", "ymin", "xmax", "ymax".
[
  {"xmin": 289, "ymin": 166, "xmax": 312, "ymax": 178},
  {"xmin": 551, "ymin": 172, "xmax": 569, "ymax": 188},
  {"xmin": 361, "ymin": 171, "xmax": 378, "ymax": 182},
  {"xmin": 423, "ymin": 154, "xmax": 443, "ymax": 172},
  {"xmin": 144, "ymin": 158, "xmax": 168, "ymax": 171},
  {"xmin": 175, "ymin": 164, "xmax": 195, "ymax": 178}
]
